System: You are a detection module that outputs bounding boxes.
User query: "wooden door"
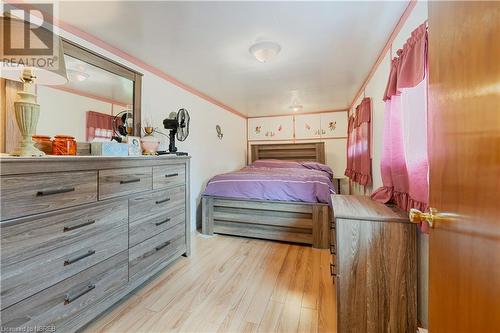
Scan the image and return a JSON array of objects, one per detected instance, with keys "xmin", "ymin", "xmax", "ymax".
[{"xmin": 427, "ymin": 2, "xmax": 500, "ymax": 332}]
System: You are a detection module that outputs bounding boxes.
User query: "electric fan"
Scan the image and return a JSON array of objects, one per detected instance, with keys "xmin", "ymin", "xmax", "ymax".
[
  {"xmin": 112, "ymin": 110, "xmax": 133, "ymax": 142},
  {"xmin": 163, "ymin": 108, "xmax": 190, "ymax": 155}
]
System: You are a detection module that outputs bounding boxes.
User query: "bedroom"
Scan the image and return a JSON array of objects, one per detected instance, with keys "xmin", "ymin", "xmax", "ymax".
[{"xmin": 0, "ymin": 1, "xmax": 498, "ymax": 332}]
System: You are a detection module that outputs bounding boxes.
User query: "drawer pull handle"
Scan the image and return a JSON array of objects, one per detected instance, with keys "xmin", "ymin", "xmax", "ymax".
[
  {"xmin": 155, "ymin": 198, "xmax": 171, "ymax": 205},
  {"xmin": 36, "ymin": 187, "xmax": 75, "ymax": 197},
  {"xmin": 64, "ymin": 284, "xmax": 95, "ymax": 305},
  {"xmin": 120, "ymin": 178, "xmax": 141, "ymax": 184},
  {"xmin": 330, "ymin": 244, "xmax": 336, "ymax": 255},
  {"xmin": 330, "ymin": 263, "xmax": 336, "ymax": 276},
  {"xmin": 155, "ymin": 241, "xmax": 171, "ymax": 251},
  {"xmin": 63, "ymin": 220, "xmax": 96, "ymax": 232},
  {"xmin": 155, "ymin": 218, "xmax": 171, "ymax": 226},
  {"xmin": 165, "ymin": 173, "xmax": 178, "ymax": 178},
  {"xmin": 64, "ymin": 250, "xmax": 96, "ymax": 266}
]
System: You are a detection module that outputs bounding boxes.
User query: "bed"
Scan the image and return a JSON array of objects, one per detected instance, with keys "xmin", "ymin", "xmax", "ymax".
[{"xmin": 201, "ymin": 142, "xmax": 332, "ymax": 249}]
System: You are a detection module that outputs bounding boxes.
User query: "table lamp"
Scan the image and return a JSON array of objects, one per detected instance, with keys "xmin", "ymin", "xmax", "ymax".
[{"xmin": 0, "ymin": 16, "xmax": 67, "ymax": 156}]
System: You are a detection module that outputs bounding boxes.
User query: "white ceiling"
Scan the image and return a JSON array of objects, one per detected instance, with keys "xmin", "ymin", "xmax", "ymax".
[{"xmin": 57, "ymin": 1, "xmax": 408, "ymax": 117}]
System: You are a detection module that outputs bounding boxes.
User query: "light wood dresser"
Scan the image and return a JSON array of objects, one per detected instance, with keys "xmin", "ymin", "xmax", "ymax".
[
  {"xmin": 0, "ymin": 155, "xmax": 190, "ymax": 332},
  {"xmin": 330, "ymin": 195, "xmax": 417, "ymax": 333}
]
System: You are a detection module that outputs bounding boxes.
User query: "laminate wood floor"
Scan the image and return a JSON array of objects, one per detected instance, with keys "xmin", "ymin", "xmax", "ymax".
[{"xmin": 84, "ymin": 233, "xmax": 337, "ymax": 333}]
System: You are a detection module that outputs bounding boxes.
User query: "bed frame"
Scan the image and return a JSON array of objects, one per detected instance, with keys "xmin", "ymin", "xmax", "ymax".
[{"xmin": 201, "ymin": 142, "xmax": 330, "ymax": 249}]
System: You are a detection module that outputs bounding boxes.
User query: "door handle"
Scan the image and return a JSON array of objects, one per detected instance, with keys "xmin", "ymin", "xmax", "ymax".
[
  {"xmin": 409, "ymin": 207, "xmax": 458, "ymax": 228},
  {"xmin": 409, "ymin": 208, "xmax": 438, "ymax": 227}
]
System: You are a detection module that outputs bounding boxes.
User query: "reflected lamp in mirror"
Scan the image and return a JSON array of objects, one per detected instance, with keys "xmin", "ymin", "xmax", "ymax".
[{"xmin": 0, "ymin": 16, "xmax": 67, "ymax": 156}]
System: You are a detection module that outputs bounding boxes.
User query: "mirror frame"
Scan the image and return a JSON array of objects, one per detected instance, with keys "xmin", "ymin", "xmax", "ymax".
[{"xmin": 62, "ymin": 38, "xmax": 143, "ymax": 137}]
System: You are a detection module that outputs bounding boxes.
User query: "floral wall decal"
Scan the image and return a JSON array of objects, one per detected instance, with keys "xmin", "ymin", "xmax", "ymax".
[
  {"xmin": 265, "ymin": 131, "xmax": 276, "ymax": 137},
  {"xmin": 329, "ymin": 121, "xmax": 337, "ymax": 131}
]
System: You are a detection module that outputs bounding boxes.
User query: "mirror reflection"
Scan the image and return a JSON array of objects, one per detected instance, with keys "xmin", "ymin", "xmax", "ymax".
[{"xmin": 36, "ymin": 54, "xmax": 134, "ymax": 142}]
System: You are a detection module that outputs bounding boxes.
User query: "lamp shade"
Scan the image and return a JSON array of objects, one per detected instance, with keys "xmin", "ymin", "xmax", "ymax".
[{"xmin": 0, "ymin": 16, "xmax": 67, "ymax": 85}]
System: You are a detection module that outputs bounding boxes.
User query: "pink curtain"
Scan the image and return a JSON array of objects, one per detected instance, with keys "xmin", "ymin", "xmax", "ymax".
[
  {"xmin": 86, "ymin": 111, "xmax": 114, "ymax": 141},
  {"xmin": 372, "ymin": 23, "xmax": 429, "ymax": 216},
  {"xmin": 345, "ymin": 116, "xmax": 355, "ymax": 179},
  {"xmin": 345, "ymin": 97, "xmax": 372, "ymax": 186}
]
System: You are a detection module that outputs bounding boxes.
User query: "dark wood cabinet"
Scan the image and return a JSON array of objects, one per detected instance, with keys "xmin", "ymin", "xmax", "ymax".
[{"xmin": 331, "ymin": 195, "xmax": 417, "ymax": 333}]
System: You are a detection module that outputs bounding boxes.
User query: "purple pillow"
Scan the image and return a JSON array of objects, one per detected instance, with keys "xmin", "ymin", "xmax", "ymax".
[{"xmin": 251, "ymin": 159, "xmax": 334, "ymax": 180}]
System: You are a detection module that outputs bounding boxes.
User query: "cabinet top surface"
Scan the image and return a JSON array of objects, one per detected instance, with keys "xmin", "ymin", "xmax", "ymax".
[
  {"xmin": 332, "ymin": 195, "xmax": 409, "ymax": 222},
  {"xmin": 0, "ymin": 154, "xmax": 190, "ymax": 176},
  {"xmin": 0, "ymin": 154, "xmax": 190, "ymax": 162}
]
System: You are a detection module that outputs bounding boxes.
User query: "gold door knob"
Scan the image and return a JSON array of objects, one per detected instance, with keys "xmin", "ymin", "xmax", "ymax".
[{"xmin": 409, "ymin": 207, "xmax": 439, "ymax": 228}]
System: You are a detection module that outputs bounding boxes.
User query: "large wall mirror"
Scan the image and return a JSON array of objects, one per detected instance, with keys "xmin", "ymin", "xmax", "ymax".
[{"xmin": 1, "ymin": 38, "xmax": 142, "ymax": 152}]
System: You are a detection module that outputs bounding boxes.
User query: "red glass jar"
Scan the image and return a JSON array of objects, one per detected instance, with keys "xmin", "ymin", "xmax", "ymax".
[
  {"xmin": 32, "ymin": 135, "xmax": 53, "ymax": 155},
  {"xmin": 52, "ymin": 135, "xmax": 77, "ymax": 155}
]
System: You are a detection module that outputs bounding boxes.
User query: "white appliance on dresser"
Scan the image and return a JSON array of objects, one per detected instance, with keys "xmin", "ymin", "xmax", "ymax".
[{"xmin": 0, "ymin": 155, "xmax": 190, "ymax": 332}]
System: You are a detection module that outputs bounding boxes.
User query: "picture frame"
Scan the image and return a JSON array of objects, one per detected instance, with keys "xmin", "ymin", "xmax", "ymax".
[{"xmin": 125, "ymin": 136, "xmax": 142, "ymax": 156}]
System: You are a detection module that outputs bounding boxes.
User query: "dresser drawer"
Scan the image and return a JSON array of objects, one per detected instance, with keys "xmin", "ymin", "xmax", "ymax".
[
  {"xmin": 129, "ymin": 223, "xmax": 186, "ymax": 282},
  {"xmin": 0, "ymin": 171, "xmax": 97, "ymax": 220},
  {"xmin": 153, "ymin": 164, "xmax": 186, "ymax": 190},
  {"xmin": 0, "ymin": 251, "xmax": 128, "ymax": 332},
  {"xmin": 1, "ymin": 200, "xmax": 128, "ymax": 309},
  {"xmin": 129, "ymin": 186, "xmax": 185, "ymax": 246},
  {"xmin": 130, "ymin": 212, "xmax": 185, "ymax": 248},
  {"xmin": 99, "ymin": 167, "xmax": 152, "ymax": 200}
]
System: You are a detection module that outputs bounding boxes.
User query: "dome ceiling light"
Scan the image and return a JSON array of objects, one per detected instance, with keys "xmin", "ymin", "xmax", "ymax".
[
  {"xmin": 249, "ymin": 41, "xmax": 281, "ymax": 63},
  {"xmin": 67, "ymin": 68, "xmax": 89, "ymax": 82}
]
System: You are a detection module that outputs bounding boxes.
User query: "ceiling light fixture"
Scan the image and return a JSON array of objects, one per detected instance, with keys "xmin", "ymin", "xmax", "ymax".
[
  {"xmin": 67, "ymin": 68, "xmax": 89, "ymax": 82},
  {"xmin": 289, "ymin": 90, "xmax": 303, "ymax": 112},
  {"xmin": 289, "ymin": 104, "xmax": 303, "ymax": 112},
  {"xmin": 249, "ymin": 41, "xmax": 281, "ymax": 63}
]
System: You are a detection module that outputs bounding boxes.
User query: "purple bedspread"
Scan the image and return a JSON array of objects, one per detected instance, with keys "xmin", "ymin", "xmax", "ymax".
[{"xmin": 203, "ymin": 160, "xmax": 335, "ymax": 205}]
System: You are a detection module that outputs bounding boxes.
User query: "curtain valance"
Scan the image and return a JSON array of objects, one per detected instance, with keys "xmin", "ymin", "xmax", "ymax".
[{"xmin": 383, "ymin": 23, "xmax": 428, "ymax": 101}]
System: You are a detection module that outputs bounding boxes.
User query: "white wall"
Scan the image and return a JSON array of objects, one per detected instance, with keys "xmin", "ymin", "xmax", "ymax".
[
  {"xmin": 56, "ymin": 29, "xmax": 247, "ymax": 230},
  {"xmin": 349, "ymin": 1, "xmax": 429, "ymax": 327},
  {"xmin": 37, "ymin": 86, "xmax": 112, "ymax": 141}
]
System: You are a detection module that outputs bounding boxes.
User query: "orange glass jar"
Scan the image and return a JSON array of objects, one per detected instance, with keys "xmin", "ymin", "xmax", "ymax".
[
  {"xmin": 32, "ymin": 135, "xmax": 53, "ymax": 155},
  {"xmin": 52, "ymin": 135, "xmax": 77, "ymax": 155}
]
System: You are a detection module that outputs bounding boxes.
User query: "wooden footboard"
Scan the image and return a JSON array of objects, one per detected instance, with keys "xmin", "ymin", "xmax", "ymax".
[{"xmin": 201, "ymin": 196, "xmax": 330, "ymax": 249}]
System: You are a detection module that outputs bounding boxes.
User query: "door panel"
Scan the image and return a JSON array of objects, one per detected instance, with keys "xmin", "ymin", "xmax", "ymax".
[{"xmin": 428, "ymin": 2, "xmax": 500, "ymax": 332}]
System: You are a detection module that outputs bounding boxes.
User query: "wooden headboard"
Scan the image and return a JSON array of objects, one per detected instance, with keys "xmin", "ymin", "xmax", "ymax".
[{"xmin": 250, "ymin": 142, "xmax": 325, "ymax": 164}]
